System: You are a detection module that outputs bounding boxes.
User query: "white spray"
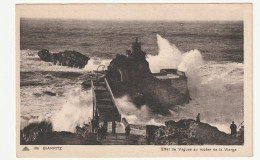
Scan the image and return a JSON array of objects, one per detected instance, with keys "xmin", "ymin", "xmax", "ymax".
[
  {"xmin": 84, "ymin": 58, "xmax": 111, "ymax": 71},
  {"xmin": 147, "ymin": 34, "xmax": 182, "ymax": 72},
  {"xmin": 115, "ymin": 95, "xmax": 164, "ymax": 126},
  {"xmin": 147, "ymin": 34, "xmax": 203, "ymax": 90},
  {"xmin": 51, "ymin": 88, "xmax": 93, "ymax": 132},
  {"xmin": 21, "ymin": 35, "xmax": 243, "ymax": 134},
  {"xmin": 119, "ymin": 34, "xmax": 243, "ymax": 133}
]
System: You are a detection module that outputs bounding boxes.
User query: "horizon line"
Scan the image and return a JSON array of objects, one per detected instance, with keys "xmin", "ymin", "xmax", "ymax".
[{"xmin": 20, "ymin": 17, "xmax": 243, "ymax": 22}]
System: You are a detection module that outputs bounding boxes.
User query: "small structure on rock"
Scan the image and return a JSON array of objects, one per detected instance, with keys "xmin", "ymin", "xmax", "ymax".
[{"xmin": 105, "ymin": 38, "xmax": 190, "ymax": 115}]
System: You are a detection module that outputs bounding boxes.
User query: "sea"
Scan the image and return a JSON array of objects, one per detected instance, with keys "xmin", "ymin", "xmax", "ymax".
[{"xmin": 20, "ymin": 18, "xmax": 244, "ymax": 134}]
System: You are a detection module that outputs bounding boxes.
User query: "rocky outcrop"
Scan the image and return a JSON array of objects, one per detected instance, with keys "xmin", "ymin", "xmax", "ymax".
[
  {"xmin": 105, "ymin": 39, "xmax": 190, "ymax": 115},
  {"xmin": 20, "ymin": 122, "xmax": 99, "ymax": 145},
  {"xmin": 42, "ymin": 91, "xmax": 56, "ymax": 96},
  {"xmin": 20, "ymin": 121, "xmax": 52, "ymax": 144},
  {"xmin": 38, "ymin": 49, "xmax": 90, "ymax": 68},
  {"xmin": 148, "ymin": 119, "xmax": 243, "ymax": 145}
]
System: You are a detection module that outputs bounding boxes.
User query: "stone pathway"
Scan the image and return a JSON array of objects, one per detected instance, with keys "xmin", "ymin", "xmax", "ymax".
[{"xmin": 99, "ymin": 133, "xmax": 147, "ymax": 145}]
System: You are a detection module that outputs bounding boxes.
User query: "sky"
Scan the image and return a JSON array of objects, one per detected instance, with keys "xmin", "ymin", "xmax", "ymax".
[{"xmin": 16, "ymin": 4, "xmax": 246, "ymax": 21}]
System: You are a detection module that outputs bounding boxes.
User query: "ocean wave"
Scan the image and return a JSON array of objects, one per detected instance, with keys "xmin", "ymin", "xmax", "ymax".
[{"xmin": 20, "ymin": 34, "xmax": 243, "ymax": 134}]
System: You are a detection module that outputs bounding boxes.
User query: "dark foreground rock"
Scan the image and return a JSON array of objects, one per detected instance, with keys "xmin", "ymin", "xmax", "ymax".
[
  {"xmin": 20, "ymin": 121, "xmax": 99, "ymax": 145},
  {"xmin": 20, "ymin": 119, "xmax": 243, "ymax": 145},
  {"xmin": 147, "ymin": 119, "xmax": 244, "ymax": 145},
  {"xmin": 38, "ymin": 49, "xmax": 90, "ymax": 68},
  {"xmin": 20, "ymin": 121, "xmax": 146, "ymax": 145},
  {"xmin": 20, "ymin": 121, "xmax": 52, "ymax": 144}
]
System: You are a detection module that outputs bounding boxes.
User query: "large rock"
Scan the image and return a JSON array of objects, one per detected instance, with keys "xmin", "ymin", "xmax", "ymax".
[
  {"xmin": 20, "ymin": 122, "xmax": 100, "ymax": 145},
  {"xmin": 20, "ymin": 121, "xmax": 52, "ymax": 144},
  {"xmin": 38, "ymin": 49, "xmax": 90, "ymax": 68},
  {"xmin": 151, "ymin": 119, "xmax": 243, "ymax": 145},
  {"xmin": 106, "ymin": 38, "xmax": 190, "ymax": 115}
]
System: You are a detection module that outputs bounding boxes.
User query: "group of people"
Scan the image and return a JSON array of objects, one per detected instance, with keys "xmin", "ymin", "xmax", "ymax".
[{"xmin": 196, "ymin": 113, "xmax": 241, "ymax": 137}]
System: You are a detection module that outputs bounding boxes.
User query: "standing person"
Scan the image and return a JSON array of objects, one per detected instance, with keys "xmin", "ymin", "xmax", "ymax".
[
  {"xmin": 112, "ymin": 121, "xmax": 117, "ymax": 140},
  {"xmin": 125, "ymin": 125, "xmax": 131, "ymax": 139},
  {"xmin": 95, "ymin": 115, "xmax": 100, "ymax": 133},
  {"xmin": 97, "ymin": 126, "xmax": 101, "ymax": 141},
  {"xmin": 103, "ymin": 119, "xmax": 108, "ymax": 139},
  {"xmin": 100, "ymin": 125, "xmax": 106, "ymax": 140},
  {"xmin": 238, "ymin": 125, "xmax": 244, "ymax": 143},
  {"xmin": 104, "ymin": 119, "xmax": 108, "ymax": 129},
  {"xmin": 196, "ymin": 113, "xmax": 200, "ymax": 122},
  {"xmin": 91, "ymin": 119, "xmax": 95, "ymax": 132},
  {"xmin": 94, "ymin": 119, "xmax": 99, "ymax": 133},
  {"xmin": 112, "ymin": 121, "xmax": 116, "ymax": 134},
  {"xmin": 230, "ymin": 121, "xmax": 237, "ymax": 137}
]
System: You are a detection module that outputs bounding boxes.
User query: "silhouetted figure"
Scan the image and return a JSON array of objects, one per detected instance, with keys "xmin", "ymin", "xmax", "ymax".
[
  {"xmin": 103, "ymin": 120, "xmax": 108, "ymax": 139},
  {"xmin": 125, "ymin": 125, "xmax": 131, "ymax": 139},
  {"xmin": 196, "ymin": 113, "xmax": 200, "ymax": 122},
  {"xmin": 104, "ymin": 119, "xmax": 108, "ymax": 129},
  {"xmin": 112, "ymin": 121, "xmax": 117, "ymax": 140},
  {"xmin": 92, "ymin": 118, "xmax": 99, "ymax": 133},
  {"xmin": 91, "ymin": 119, "xmax": 95, "ymax": 132},
  {"xmin": 97, "ymin": 126, "xmax": 102, "ymax": 141},
  {"xmin": 94, "ymin": 115, "xmax": 100, "ymax": 133},
  {"xmin": 230, "ymin": 121, "xmax": 237, "ymax": 137},
  {"xmin": 104, "ymin": 126, "xmax": 107, "ymax": 139},
  {"xmin": 112, "ymin": 121, "xmax": 116, "ymax": 133},
  {"xmin": 100, "ymin": 125, "xmax": 107, "ymax": 140},
  {"xmin": 96, "ymin": 115, "xmax": 99, "ymax": 123},
  {"xmin": 91, "ymin": 118, "xmax": 99, "ymax": 133},
  {"xmin": 238, "ymin": 125, "xmax": 244, "ymax": 144}
]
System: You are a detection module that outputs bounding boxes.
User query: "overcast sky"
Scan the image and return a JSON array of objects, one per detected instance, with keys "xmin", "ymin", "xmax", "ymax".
[{"xmin": 17, "ymin": 4, "xmax": 245, "ymax": 21}]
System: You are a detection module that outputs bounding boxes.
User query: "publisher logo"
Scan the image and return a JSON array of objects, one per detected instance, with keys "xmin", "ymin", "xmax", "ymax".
[{"xmin": 22, "ymin": 146, "xmax": 30, "ymax": 151}]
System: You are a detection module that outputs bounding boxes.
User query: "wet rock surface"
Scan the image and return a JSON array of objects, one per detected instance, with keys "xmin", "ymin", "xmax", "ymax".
[
  {"xmin": 20, "ymin": 121, "xmax": 52, "ymax": 144},
  {"xmin": 20, "ymin": 122, "xmax": 99, "ymax": 145},
  {"xmin": 38, "ymin": 49, "xmax": 90, "ymax": 68},
  {"xmin": 20, "ymin": 119, "xmax": 243, "ymax": 145},
  {"xmin": 150, "ymin": 119, "xmax": 243, "ymax": 145},
  {"xmin": 105, "ymin": 39, "xmax": 190, "ymax": 115}
]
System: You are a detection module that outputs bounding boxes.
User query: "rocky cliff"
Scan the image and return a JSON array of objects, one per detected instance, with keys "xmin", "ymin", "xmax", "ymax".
[
  {"xmin": 151, "ymin": 119, "xmax": 243, "ymax": 145},
  {"xmin": 38, "ymin": 49, "xmax": 90, "ymax": 68},
  {"xmin": 105, "ymin": 39, "xmax": 190, "ymax": 115}
]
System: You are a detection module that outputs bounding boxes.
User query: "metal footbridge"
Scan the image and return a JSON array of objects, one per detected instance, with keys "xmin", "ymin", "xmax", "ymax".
[{"xmin": 91, "ymin": 76, "xmax": 121, "ymax": 123}]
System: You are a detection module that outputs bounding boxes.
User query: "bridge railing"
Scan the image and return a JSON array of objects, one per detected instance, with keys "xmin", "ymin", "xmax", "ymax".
[
  {"xmin": 91, "ymin": 80, "xmax": 96, "ymax": 120},
  {"xmin": 104, "ymin": 78, "xmax": 121, "ymax": 122}
]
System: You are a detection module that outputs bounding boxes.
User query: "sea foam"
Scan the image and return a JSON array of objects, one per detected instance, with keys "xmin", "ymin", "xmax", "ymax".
[{"xmin": 20, "ymin": 34, "xmax": 243, "ymax": 134}]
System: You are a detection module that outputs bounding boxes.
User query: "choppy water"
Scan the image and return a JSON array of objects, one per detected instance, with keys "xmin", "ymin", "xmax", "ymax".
[
  {"xmin": 20, "ymin": 19, "xmax": 244, "ymax": 134},
  {"xmin": 21, "ymin": 19, "xmax": 243, "ymax": 62}
]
